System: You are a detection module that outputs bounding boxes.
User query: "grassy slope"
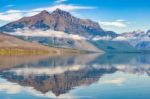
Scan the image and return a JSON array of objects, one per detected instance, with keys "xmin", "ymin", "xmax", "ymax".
[{"xmin": 0, "ymin": 33, "xmax": 84, "ymax": 55}]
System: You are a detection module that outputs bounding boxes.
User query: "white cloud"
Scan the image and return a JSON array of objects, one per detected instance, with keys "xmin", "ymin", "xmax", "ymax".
[
  {"xmin": 54, "ymin": 0, "xmax": 67, "ymax": 4},
  {"xmin": 6, "ymin": 29, "xmax": 86, "ymax": 40},
  {"xmin": 31, "ymin": 4, "xmax": 95, "ymax": 12},
  {"xmin": 99, "ymin": 19, "xmax": 127, "ymax": 28},
  {"xmin": 0, "ymin": 4, "xmax": 95, "ymax": 22},
  {"xmin": 5, "ymin": 10, "xmax": 21, "ymax": 13},
  {"xmin": 5, "ymin": 5, "xmax": 15, "ymax": 7},
  {"xmin": 115, "ymin": 19, "xmax": 126, "ymax": 22},
  {"xmin": 0, "ymin": 10, "xmax": 23, "ymax": 21}
]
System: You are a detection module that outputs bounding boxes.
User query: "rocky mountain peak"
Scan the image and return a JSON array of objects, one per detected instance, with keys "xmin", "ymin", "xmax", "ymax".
[
  {"xmin": 39, "ymin": 10, "xmax": 50, "ymax": 15},
  {"xmin": 36, "ymin": 10, "xmax": 50, "ymax": 17},
  {"xmin": 51, "ymin": 8, "xmax": 71, "ymax": 17}
]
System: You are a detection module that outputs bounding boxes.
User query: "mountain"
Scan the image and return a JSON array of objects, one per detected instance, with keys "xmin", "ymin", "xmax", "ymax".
[
  {"xmin": 92, "ymin": 30, "xmax": 150, "ymax": 52},
  {"xmin": 2, "ymin": 9, "xmax": 150, "ymax": 53},
  {"xmin": 1, "ymin": 9, "xmax": 118, "ymax": 52},
  {"xmin": 118, "ymin": 30, "xmax": 150, "ymax": 49},
  {"xmin": 120, "ymin": 30, "xmax": 146, "ymax": 40},
  {"xmin": 0, "ymin": 9, "xmax": 117, "ymax": 38}
]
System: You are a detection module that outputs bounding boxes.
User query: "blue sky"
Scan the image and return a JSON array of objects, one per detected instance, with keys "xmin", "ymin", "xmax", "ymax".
[{"xmin": 0, "ymin": 0, "xmax": 150, "ymax": 33}]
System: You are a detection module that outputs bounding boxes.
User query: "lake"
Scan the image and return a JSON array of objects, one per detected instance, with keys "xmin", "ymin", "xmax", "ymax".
[{"xmin": 0, "ymin": 53, "xmax": 150, "ymax": 99}]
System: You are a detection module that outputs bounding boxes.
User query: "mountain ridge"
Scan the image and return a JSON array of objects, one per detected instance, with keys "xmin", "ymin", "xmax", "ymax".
[{"xmin": 0, "ymin": 9, "xmax": 117, "ymax": 38}]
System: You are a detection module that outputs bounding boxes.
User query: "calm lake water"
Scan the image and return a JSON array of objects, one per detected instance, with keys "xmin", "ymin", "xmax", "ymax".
[{"xmin": 0, "ymin": 53, "xmax": 150, "ymax": 99}]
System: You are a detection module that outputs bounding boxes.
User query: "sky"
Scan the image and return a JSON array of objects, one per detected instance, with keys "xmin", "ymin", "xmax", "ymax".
[{"xmin": 0, "ymin": 0, "xmax": 150, "ymax": 33}]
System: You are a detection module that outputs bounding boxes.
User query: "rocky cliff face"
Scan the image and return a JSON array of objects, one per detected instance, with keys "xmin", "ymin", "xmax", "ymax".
[{"xmin": 0, "ymin": 9, "xmax": 117, "ymax": 38}]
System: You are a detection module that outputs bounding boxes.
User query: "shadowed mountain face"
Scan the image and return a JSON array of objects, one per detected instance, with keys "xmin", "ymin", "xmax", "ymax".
[
  {"xmin": 0, "ymin": 9, "xmax": 117, "ymax": 38},
  {"xmin": 0, "ymin": 53, "xmax": 150, "ymax": 97}
]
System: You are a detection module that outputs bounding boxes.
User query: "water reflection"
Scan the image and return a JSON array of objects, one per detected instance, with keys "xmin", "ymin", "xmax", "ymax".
[{"xmin": 0, "ymin": 53, "xmax": 150, "ymax": 99}]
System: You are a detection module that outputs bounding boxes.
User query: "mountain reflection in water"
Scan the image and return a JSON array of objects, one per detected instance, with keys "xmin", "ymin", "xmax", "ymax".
[{"xmin": 0, "ymin": 53, "xmax": 150, "ymax": 99}]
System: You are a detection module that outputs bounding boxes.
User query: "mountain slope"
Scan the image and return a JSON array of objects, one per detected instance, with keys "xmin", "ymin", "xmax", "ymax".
[
  {"xmin": 0, "ymin": 33, "xmax": 84, "ymax": 55},
  {"xmin": 0, "ymin": 33, "xmax": 50, "ymax": 51}
]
